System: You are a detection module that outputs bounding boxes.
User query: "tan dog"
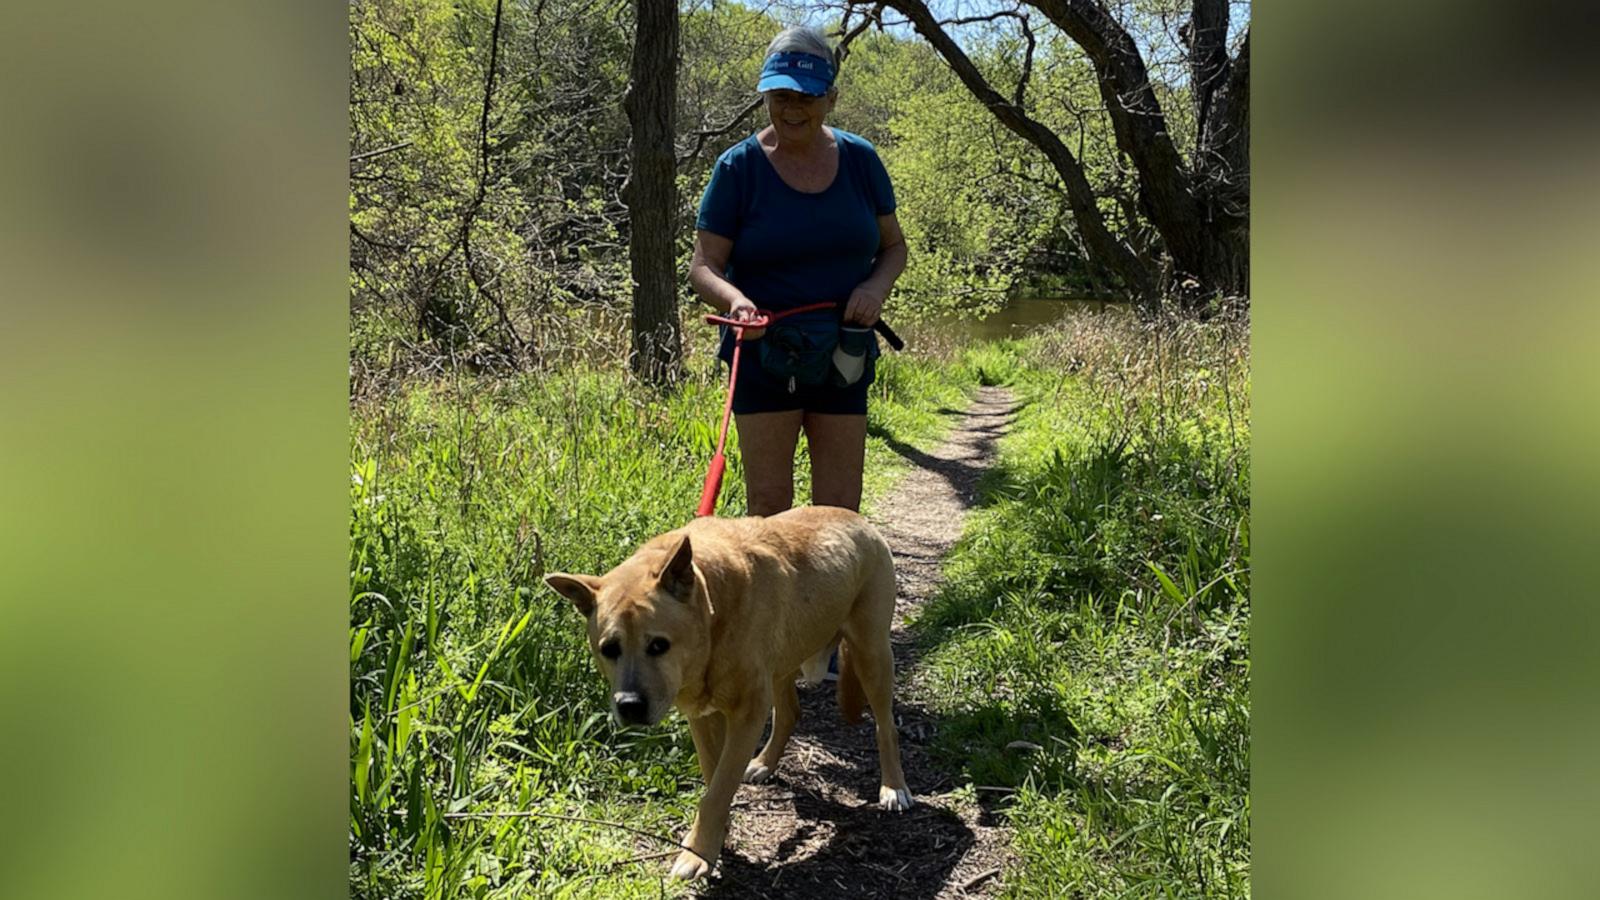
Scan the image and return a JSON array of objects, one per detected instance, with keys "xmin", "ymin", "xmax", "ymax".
[{"xmin": 544, "ymin": 505, "xmax": 914, "ymax": 881}]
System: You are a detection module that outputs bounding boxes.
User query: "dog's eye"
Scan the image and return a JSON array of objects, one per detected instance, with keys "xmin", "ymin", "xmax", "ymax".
[
  {"xmin": 646, "ymin": 637, "xmax": 670, "ymax": 656},
  {"xmin": 599, "ymin": 640, "xmax": 622, "ymax": 660}
]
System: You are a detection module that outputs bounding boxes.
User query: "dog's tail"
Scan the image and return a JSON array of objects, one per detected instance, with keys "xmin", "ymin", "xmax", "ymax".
[{"xmin": 837, "ymin": 641, "xmax": 866, "ymax": 724}]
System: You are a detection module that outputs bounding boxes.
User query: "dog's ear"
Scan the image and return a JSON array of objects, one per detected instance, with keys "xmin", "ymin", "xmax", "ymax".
[
  {"xmin": 544, "ymin": 573, "xmax": 600, "ymax": 617},
  {"xmin": 655, "ymin": 534, "xmax": 695, "ymax": 602}
]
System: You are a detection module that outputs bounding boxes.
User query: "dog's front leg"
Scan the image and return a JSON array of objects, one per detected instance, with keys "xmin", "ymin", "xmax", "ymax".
[
  {"xmin": 687, "ymin": 711, "xmax": 725, "ymax": 783},
  {"xmin": 670, "ymin": 702, "xmax": 767, "ymax": 880}
]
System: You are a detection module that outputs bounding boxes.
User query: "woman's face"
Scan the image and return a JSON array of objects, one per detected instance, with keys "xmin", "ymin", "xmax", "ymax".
[{"xmin": 764, "ymin": 89, "xmax": 836, "ymax": 144}]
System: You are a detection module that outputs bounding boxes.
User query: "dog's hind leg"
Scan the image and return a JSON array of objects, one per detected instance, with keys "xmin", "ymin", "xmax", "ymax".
[
  {"xmin": 845, "ymin": 633, "xmax": 915, "ymax": 811},
  {"xmin": 744, "ymin": 675, "xmax": 798, "ymax": 783}
]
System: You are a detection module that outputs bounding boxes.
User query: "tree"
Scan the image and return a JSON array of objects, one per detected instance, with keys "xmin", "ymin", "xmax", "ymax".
[
  {"xmin": 847, "ymin": 0, "xmax": 1249, "ymax": 309},
  {"xmin": 624, "ymin": 0, "xmax": 682, "ymax": 384}
]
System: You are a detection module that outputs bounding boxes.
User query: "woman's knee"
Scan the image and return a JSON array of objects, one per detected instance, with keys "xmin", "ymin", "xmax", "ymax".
[
  {"xmin": 809, "ymin": 479, "xmax": 860, "ymax": 512},
  {"xmin": 746, "ymin": 490, "xmax": 793, "ymax": 517},
  {"xmin": 743, "ymin": 463, "xmax": 795, "ymax": 515}
]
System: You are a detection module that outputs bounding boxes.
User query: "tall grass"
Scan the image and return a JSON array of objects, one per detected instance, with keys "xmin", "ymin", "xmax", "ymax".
[
  {"xmin": 919, "ymin": 311, "xmax": 1250, "ymax": 897},
  {"xmin": 348, "ymin": 333, "xmax": 971, "ymax": 898}
]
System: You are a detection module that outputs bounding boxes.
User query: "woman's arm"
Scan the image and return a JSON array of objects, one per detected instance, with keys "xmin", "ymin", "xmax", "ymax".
[
  {"xmin": 689, "ymin": 229, "xmax": 764, "ymax": 338},
  {"xmin": 844, "ymin": 213, "xmax": 907, "ymax": 326}
]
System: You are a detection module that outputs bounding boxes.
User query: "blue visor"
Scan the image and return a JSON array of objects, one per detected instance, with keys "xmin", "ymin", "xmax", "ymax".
[{"xmin": 757, "ymin": 51, "xmax": 835, "ymax": 96}]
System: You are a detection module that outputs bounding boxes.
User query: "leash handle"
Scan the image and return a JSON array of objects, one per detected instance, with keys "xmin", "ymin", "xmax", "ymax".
[
  {"xmin": 705, "ymin": 301, "xmax": 905, "ymax": 350},
  {"xmin": 703, "ymin": 300, "xmax": 830, "ymax": 330},
  {"xmin": 873, "ymin": 320, "xmax": 905, "ymax": 351},
  {"xmin": 703, "ymin": 312, "xmax": 771, "ymax": 330}
]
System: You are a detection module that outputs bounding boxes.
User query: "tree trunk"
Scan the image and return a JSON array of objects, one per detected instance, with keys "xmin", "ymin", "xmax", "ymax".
[
  {"xmin": 1195, "ymin": 28, "xmax": 1249, "ymax": 303},
  {"xmin": 623, "ymin": 0, "xmax": 681, "ymax": 384}
]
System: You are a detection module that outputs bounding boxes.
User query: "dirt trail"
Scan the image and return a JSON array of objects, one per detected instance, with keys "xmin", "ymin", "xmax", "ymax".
[{"xmin": 700, "ymin": 387, "xmax": 1021, "ymax": 899}]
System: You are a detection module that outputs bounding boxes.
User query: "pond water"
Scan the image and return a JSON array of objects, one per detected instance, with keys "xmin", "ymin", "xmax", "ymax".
[{"xmin": 929, "ymin": 296, "xmax": 1127, "ymax": 343}]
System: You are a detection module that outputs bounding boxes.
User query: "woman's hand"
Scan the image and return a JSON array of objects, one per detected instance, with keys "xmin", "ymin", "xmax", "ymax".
[
  {"xmin": 728, "ymin": 296, "xmax": 766, "ymax": 340},
  {"xmin": 843, "ymin": 284, "xmax": 886, "ymax": 326}
]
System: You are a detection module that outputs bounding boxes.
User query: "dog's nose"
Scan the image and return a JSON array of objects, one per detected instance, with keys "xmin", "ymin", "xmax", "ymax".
[{"xmin": 613, "ymin": 692, "xmax": 649, "ymax": 725}]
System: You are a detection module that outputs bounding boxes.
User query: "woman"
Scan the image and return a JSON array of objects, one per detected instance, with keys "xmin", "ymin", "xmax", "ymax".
[{"xmin": 689, "ymin": 25, "xmax": 908, "ymax": 517}]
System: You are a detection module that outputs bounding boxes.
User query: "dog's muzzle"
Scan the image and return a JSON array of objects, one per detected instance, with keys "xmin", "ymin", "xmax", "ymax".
[{"xmin": 612, "ymin": 691, "xmax": 650, "ymax": 726}]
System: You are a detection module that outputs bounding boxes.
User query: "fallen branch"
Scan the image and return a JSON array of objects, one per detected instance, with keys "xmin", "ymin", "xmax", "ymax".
[
  {"xmin": 603, "ymin": 849, "xmax": 677, "ymax": 872},
  {"xmin": 440, "ymin": 808, "xmax": 709, "ymax": 867},
  {"xmin": 960, "ymin": 866, "xmax": 1002, "ymax": 892}
]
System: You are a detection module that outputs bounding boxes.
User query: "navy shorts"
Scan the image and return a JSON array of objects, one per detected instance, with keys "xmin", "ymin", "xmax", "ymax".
[{"xmin": 726, "ymin": 336, "xmax": 876, "ymax": 415}]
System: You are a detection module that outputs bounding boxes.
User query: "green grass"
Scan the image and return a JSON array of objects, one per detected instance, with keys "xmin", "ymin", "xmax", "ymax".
[
  {"xmin": 961, "ymin": 338, "xmax": 1026, "ymax": 386},
  {"xmin": 349, "ymin": 349, "xmax": 971, "ymax": 899},
  {"xmin": 909, "ymin": 316, "xmax": 1251, "ymax": 898}
]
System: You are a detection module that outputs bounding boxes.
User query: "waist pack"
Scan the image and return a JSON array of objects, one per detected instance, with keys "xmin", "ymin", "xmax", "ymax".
[
  {"xmin": 757, "ymin": 323, "xmax": 877, "ymax": 391},
  {"xmin": 758, "ymin": 324, "xmax": 837, "ymax": 391}
]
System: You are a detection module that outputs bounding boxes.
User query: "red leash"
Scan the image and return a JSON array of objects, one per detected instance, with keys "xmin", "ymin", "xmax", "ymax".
[{"xmin": 695, "ymin": 302, "xmax": 835, "ymax": 517}]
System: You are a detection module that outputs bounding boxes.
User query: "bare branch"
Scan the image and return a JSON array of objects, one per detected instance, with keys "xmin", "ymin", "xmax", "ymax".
[
  {"xmin": 936, "ymin": 10, "xmax": 1026, "ymax": 28},
  {"xmin": 1015, "ymin": 14, "xmax": 1037, "ymax": 109},
  {"xmin": 676, "ymin": 96, "xmax": 763, "ymax": 168},
  {"xmin": 462, "ymin": 0, "xmax": 522, "ymax": 356},
  {"xmin": 349, "ymin": 141, "xmax": 413, "ymax": 164},
  {"xmin": 1188, "ymin": 0, "xmax": 1230, "ymax": 142},
  {"xmin": 836, "ymin": 2, "xmax": 885, "ymax": 60}
]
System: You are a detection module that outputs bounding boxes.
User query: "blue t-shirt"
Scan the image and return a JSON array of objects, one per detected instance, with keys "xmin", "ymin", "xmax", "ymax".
[{"xmin": 696, "ymin": 129, "xmax": 896, "ymax": 356}]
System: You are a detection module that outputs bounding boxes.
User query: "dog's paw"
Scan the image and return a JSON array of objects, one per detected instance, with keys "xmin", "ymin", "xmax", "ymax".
[
  {"xmin": 743, "ymin": 759, "xmax": 774, "ymax": 784},
  {"xmin": 670, "ymin": 849, "xmax": 713, "ymax": 881},
  {"xmin": 878, "ymin": 785, "xmax": 915, "ymax": 812}
]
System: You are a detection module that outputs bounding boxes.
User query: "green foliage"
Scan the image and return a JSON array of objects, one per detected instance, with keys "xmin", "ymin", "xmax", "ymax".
[
  {"xmin": 911, "ymin": 314, "xmax": 1250, "ymax": 897},
  {"xmin": 350, "ymin": 0, "xmax": 633, "ymax": 361}
]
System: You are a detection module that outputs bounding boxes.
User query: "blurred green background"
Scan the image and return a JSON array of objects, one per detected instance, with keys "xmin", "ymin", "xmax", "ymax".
[
  {"xmin": 1, "ymin": 1, "xmax": 1597, "ymax": 899},
  {"xmin": 0, "ymin": 3, "xmax": 347, "ymax": 900},
  {"xmin": 1254, "ymin": 1, "xmax": 1600, "ymax": 897}
]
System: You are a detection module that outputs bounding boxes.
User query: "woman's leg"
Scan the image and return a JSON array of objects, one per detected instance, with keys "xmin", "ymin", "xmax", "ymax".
[
  {"xmin": 803, "ymin": 413, "xmax": 868, "ymax": 511},
  {"xmin": 734, "ymin": 410, "xmax": 805, "ymax": 515}
]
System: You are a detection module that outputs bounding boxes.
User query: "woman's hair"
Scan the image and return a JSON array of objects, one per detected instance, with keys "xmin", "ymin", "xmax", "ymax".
[{"xmin": 766, "ymin": 25, "xmax": 838, "ymax": 73}]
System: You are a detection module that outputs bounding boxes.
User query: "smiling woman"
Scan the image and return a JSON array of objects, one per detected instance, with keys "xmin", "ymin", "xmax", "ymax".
[{"xmin": 688, "ymin": 24, "xmax": 909, "ymax": 520}]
